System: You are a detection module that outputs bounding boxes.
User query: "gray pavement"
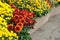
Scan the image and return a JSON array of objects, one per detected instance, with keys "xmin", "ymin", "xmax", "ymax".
[{"xmin": 31, "ymin": 14, "xmax": 60, "ymax": 40}]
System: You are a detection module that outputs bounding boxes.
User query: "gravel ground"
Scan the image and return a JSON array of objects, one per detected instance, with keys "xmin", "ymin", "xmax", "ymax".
[{"xmin": 31, "ymin": 14, "xmax": 60, "ymax": 40}]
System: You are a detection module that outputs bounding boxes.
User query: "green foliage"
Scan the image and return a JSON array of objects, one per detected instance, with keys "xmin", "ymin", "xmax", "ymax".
[{"xmin": 18, "ymin": 27, "xmax": 32, "ymax": 40}]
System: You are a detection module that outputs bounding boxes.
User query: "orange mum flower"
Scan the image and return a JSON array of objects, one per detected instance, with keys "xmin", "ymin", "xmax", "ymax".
[
  {"xmin": 19, "ymin": 15, "xmax": 24, "ymax": 19},
  {"xmin": 17, "ymin": 22, "xmax": 23, "ymax": 27},
  {"xmin": 14, "ymin": 25, "xmax": 23, "ymax": 33},
  {"xmin": 14, "ymin": 15, "xmax": 19, "ymax": 20}
]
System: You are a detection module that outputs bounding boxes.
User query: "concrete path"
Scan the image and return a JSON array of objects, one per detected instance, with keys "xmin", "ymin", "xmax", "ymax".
[{"xmin": 31, "ymin": 14, "xmax": 60, "ymax": 40}]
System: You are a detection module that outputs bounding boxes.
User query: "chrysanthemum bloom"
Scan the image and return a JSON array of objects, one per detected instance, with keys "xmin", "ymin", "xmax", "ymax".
[
  {"xmin": 26, "ymin": 18, "xmax": 33, "ymax": 24},
  {"xmin": 13, "ymin": 15, "xmax": 19, "ymax": 23},
  {"xmin": 17, "ymin": 22, "xmax": 23, "ymax": 27},
  {"xmin": 7, "ymin": 24, "xmax": 14, "ymax": 31},
  {"xmin": 13, "ymin": 8, "xmax": 20, "ymax": 16},
  {"xmin": 14, "ymin": 25, "xmax": 23, "ymax": 33},
  {"xmin": 20, "ymin": 19, "xmax": 25, "ymax": 24},
  {"xmin": 19, "ymin": 15, "xmax": 24, "ymax": 19}
]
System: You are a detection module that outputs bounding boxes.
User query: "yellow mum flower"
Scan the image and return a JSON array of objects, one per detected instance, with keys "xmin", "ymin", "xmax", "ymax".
[
  {"xmin": 35, "ymin": 0, "xmax": 40, "ymax": 5},
  {"xmin": 0, "ymin": 17, "xmax": 7, "ymax": 26}
]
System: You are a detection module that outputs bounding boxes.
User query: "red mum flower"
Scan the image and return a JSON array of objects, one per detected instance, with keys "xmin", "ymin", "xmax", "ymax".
[
  {"xmin": 10, "ymin": 17, "xmax": 15, "ymax": 22},
  {"xmin": 7, "ymin": 24, "xmax": 14, "ymax": 31},
  {"xmin": 15, "ymin": 8, "xmax": 20, "ymax": 14},
  {"xmin": 12, "ymin": 15, "xmax": 19, "ymax": 23},
  {"xmin": 14, "ymin": 15, "xmax": 19, "ymax": 20},
  {"xmin": 26, "ymin": 11, "xmax": 35, "ymax": 18},
  {"xmin": 13, "ymin": 12, "xmax": 18, "ymax": 16},
  {"xmin": 19, "ymin": 10, "xmax": 25, "ymax": 15},
  {"xmin": 17, "ymin": 22, "xmax": 23, "ymax": 27},
  {"xmin": 14, "ymin": 25, "xmax": 23, "ymax": 33},
  {"xmin": 19, "ymin": 15, "xmax": 23, "ymax": 19},
  {"xmin": 13, "ymin": 8, "xmax": 20, "ymax": 16},
  {"xmin": 19, "ymin": 10, "xmax": 23, "ymax": 15},
  {"xmin": 26, "ymin": 18, "xmax": 32, "ymax": 23},
  {"xmin": 19, "ymin": 9, "xmax": 29, "ymax": 16},
  {"xmin": 23, "ymin": 15, "xmax": 27, "ymax": 19},
  {"xmin": 19, "ymin": 16, "xmax": 25, "ymax": 23}
]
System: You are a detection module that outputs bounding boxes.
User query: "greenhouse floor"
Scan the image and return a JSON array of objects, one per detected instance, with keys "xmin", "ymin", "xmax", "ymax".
[{"xmin": 31, "ymin": 14, "xmax": 60, "ymax": 40}]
